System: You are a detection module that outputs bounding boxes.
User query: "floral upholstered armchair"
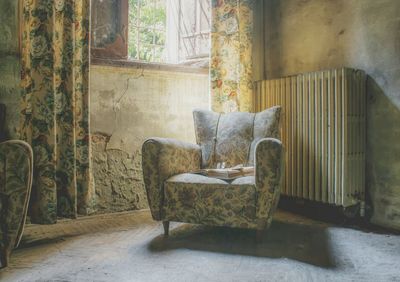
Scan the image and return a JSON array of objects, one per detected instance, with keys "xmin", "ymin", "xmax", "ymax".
[
  {"xmin": 0, "ymin": 104, "xmax": 33, "ymax": 268},
  {"xmin": 142, "ymin": 106, "xmax": 284, "ymax": 238}
]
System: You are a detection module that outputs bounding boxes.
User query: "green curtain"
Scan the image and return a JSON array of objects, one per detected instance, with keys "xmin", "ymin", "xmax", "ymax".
[
  {"xmin": 20, "ymin": 0, "xmax": 93, "ymax": 224},
  {"xmin": 210, "ymin": 0, "xmax": 255, "ymax": 113}
]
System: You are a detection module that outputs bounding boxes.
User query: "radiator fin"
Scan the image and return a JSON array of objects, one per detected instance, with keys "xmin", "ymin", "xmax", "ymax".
[{"xmin": 254, "ymin": 68, "xmax": 366, "ymax": 207}]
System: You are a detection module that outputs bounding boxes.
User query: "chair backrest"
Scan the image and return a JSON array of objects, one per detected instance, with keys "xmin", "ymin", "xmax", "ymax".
[{"xmin": 193, "ymin": 106, "xmax": 281, "ymax": 168}]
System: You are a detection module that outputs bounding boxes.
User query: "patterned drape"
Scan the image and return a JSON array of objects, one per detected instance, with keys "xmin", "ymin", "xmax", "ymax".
[
  {"xmin": 20, "ymin": 0, "xmax": 93, "ymax": 224},
  {"xmin": 210, "ymin": 0, "xmax": 255, "ymax": 113}
]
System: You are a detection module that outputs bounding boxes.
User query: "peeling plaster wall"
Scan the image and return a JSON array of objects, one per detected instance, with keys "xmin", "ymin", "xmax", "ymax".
[
  {"xmin": 90, "ymin": 65, "xmax": 209, "ymax": 213},
  {"xmin": 264, "ymin": 0, "xmax": 400, "ymax": 230},
  {"xmin": 0, "ymin": 0, "xmax": 20, "ymax": 139}
]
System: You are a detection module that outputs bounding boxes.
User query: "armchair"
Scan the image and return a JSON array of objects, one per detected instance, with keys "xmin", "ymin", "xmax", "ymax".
[
  {"xmin": 142, "ymin": 106, "xmax": 283, "ymax": 237},
  {"xmin": 0, "ymin": 104, "xmax": 33, "ymax": 268}
]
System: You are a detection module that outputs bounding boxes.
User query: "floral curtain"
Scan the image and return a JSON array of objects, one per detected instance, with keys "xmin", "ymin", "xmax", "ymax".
[
  {"xmin": 20, "ymin": 0, "xmax": 93, "ymax": 224},
  {"xmin": 210, "ymin": 0, "xmax": 255, "ymax": 113}
]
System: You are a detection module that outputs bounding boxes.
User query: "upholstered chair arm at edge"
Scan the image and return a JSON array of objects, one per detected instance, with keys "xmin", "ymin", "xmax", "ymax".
[
  {"xmin": 0, "ymin": 140, "xmax": 33, "ymax": 198},
  {"xmin": 0, "ymin": 140, "xmax": 33, "ymax": 250},
  {"xmin": 254, "ymin": 138, "xmax": 284, "ymax": 228},
  {"xmin": 142, "ymin": 137, "xmax": 201, "ymax": 220}
]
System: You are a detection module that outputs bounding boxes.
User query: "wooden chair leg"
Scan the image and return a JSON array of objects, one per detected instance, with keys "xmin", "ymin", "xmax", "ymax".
[{"xmin": 162, "ymin": 221, "xmax": 170, "ymax": 237}]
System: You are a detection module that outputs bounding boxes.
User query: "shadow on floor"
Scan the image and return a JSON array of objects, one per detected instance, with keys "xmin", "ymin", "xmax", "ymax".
[{"xmin": 148, "ymin": 219, "xmax": 336, "ymax": 268}]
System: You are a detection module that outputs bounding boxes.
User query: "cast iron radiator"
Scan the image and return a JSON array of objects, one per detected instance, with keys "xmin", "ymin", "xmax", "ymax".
[{"xmin": 254, "ymin": 68, "xmax": 366, "ymax": 210}]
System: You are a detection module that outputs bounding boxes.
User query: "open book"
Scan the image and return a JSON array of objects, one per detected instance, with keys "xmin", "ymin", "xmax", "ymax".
[{"xmin": 192, "ymin": 164, "xmax": 255, "ymax": 180}]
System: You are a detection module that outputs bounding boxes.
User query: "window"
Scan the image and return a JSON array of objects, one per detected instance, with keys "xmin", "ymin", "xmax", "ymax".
[
  {"xmin": 165, "ymin": 0, "xmax": 211, "ymax": 64},
  {"xmin": 91, "ymin": 0, "xmax": 211, "ymax": 66},
  {"xmin": 91, "ymin": 0, "xmax": 128, "ymax": 59},
  {"xmin": 128, "ymin": 0, "xmax": 166, "ymax": 62}
]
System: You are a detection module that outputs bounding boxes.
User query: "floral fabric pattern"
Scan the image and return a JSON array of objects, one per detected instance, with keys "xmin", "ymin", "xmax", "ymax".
[
  {"xmin": 193, "ymin": 110, "xmax": 220, "ymax": 168},
  {"xmin": 193, "ymin": 106, "xmax": 282, "ymax": 169},
  {"xmin": 210, "ymin": 0, "xmax": 255, "ymax": 113},
  {"xmin": 215, "ymin": 111, "xmax": 254, "ymax": 167},
  {"xmin": 248, "ymin": 106, "xmax": 281, "ymax": 164},
  {"xmin": 255, "ymin": 138, "xmax": 284, "ymax": 228},
  {"xmin": 142, "ymin": 138, "xmax": 202, "ymax": 220},
  {"xmin": 0, "ymin": 141, "xmax": 33, "ymax": 267},
  {"xmin": 142, "ymin": 108, "xmax": 284, "ymax": 231},
  {"xmin": 20, "ymin": 0, "xmax": 92, "ymax": 223},
  {"xmin": 164, "ymin": 173, "xmax": 258, "ymax": 229}
]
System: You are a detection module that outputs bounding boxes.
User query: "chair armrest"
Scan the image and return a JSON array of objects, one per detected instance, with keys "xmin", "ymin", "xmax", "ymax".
[
  {"xmin": 0, "ymin": 141, "xmax": 33, "ymax": 197},
  {"xmin": 142, "ymin": 137, "xmax": 201, "ymax": 220},
  {"xmin": 0, "ymin": 140, "xmax": 33, "ymax": 248},
  {"xmin": 254, "ymin": 138, "xmax": 284, "ymax": 226}
]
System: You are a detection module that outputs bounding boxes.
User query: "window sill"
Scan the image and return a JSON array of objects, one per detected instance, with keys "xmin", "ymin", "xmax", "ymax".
[{"xmin": 91, "ymin": 58, "xmax": 209, "ymax": 75}]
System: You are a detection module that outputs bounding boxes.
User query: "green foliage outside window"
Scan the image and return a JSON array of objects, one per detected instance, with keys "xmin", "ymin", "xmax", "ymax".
[{"xmin": 128, "ymin": 0, "xmax": 166, "ymax": 62}]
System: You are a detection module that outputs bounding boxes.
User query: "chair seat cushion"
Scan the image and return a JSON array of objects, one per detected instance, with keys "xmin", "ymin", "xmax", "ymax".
[
  {"xmin": 230, "ymin": 176, "xmax": 255, "ymax": 185},
  {"xmin": 163, "ymin": 173, "xmax": 258, "ymax": 228},
  {"xmin": 166, "ymin": 173, "xmax": 229, "ymax": 185}
]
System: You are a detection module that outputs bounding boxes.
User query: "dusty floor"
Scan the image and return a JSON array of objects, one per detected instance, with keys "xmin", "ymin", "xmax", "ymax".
[{"xmin": 0, "ymin": 210, "xmax": 399, "ymax": 282}]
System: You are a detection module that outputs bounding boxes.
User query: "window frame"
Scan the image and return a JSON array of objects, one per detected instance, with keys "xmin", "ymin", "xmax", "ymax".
[
  {"xmin": 129, "ymin": 0, "xmax": 167, "ymax": 62},
  {"xmin": 90, "ymin": 0, "xmax": 210, "ymax": 71},
  {"xmin": 176, "ymin": 0, "xmax": 211, "ymax": 61},
  {"xmin": 91, "ymin": 0, "xmax": 129, "ymax": 59}
]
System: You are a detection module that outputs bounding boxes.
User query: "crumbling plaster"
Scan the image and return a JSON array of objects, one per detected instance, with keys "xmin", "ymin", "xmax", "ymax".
[{"xmin": 90, "ymin": 65, "xmax": 209, "ymax": 213}]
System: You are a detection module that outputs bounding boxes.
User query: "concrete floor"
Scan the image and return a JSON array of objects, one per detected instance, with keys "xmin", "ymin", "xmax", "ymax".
[{"xmin": 0, "ymin": 210, "xmax": 399, "ymax": 282}]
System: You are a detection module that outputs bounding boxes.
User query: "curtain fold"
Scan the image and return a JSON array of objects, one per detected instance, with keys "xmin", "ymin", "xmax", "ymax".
[
  {"xmin": 210, "ymin": 0, "xmax": 255, "ymax": 113},
  {"xmin": 20, "ymin": 0, "xmax": 93, "ymax": 224}
]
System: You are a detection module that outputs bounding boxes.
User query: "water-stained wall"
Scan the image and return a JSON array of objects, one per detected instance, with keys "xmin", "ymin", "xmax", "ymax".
[
  {"xmin": 90, "ymin": 64, "xmax": 209, "ymax": 213},
  {"xmin": 0, "ymin": 0, "xmax": 20, "ymax": 139},
  {"xmin": 264, "ymin": 0, "xmax": 400, "ymax": 230}
]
